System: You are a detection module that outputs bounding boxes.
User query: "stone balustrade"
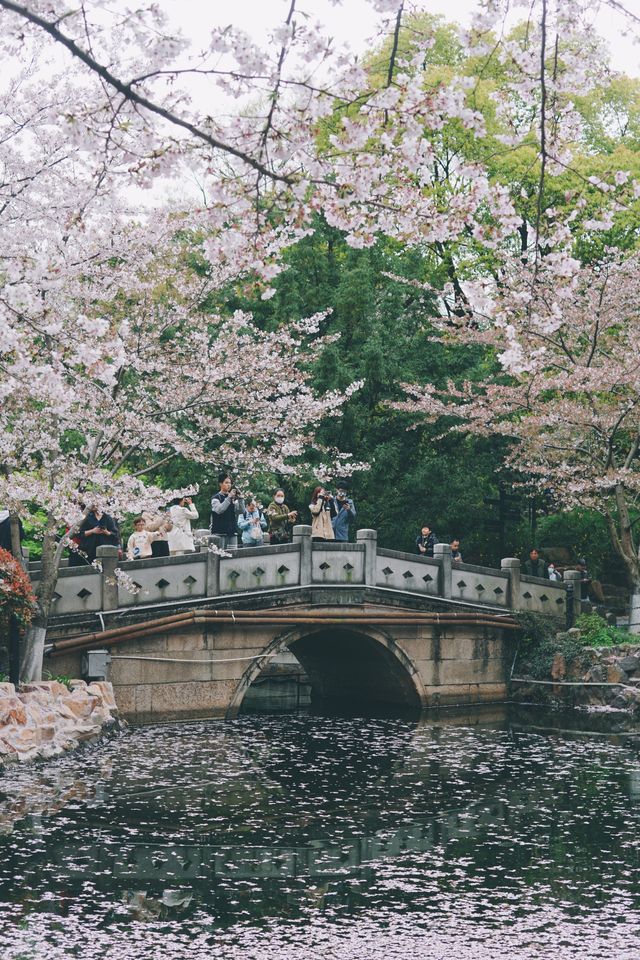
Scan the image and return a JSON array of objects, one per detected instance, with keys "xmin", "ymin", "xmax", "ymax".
[{"xmin": 29, "ymin": 526, "xmax": 568, "ymax": 620}]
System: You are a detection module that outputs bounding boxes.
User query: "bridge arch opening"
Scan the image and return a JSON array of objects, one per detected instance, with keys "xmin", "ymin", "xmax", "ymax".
[{"xmin": 232, "ymin": 626, "xmax": 424, "ymax": 716}]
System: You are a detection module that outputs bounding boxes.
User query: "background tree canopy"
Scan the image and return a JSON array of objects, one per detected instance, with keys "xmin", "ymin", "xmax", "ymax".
[{"xmin": 148, "ymin": 13, "xmax": 640, "ymax": 583}]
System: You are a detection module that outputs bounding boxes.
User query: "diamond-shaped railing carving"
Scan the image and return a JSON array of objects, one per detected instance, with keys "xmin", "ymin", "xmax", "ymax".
[
  {"xmin": 77, "ymin": 588, "xmax": 92, "ymax": 599},
  {"xmin": 51, "ymin": 591, "xmax": 62, "ymax": 602},
  {"xmin": 277, "ymin": 565, "xmax": 289, "ymax": 575},
  {"xmin": 132, "ymin": 582, "xmax": 142, "ymax": 591},
  {"xmin": 494, "ymin": 586, "xmax": 504, "ymax": 595},
  {"xmin": 475, "ymin": 584, "xmax": 485, "ymax": 593},
  {"xmin": 539, "ymin": 594, "xmax": 549, "ymax": 602},
  {"xmin": 253, "ymin": 567, "xmax": 266, "ymax": 577},
  {"xmin": 422, "ymin": 574, "xmax": 433, "ymax": 583},
  {"xmin": 457, "ymin": 580, "xmax": 467, "ymax": 589},
  {"xmin": 343, "ymin": 562, "xmax": 354, "ymax": 571},
  {"xmin": 556, "ymin": 597, "xmax": 565, "ymax": 605},
  {"xmin": 228, "ymin": 570, "xmax": 240, "ymax": 581},
  {"xmin": 402, "ymin": 570, "xmax": 414, "ymax": 580},
  {"xmin": 381, "ymin": 566, "xmax": 393, "ymax": 576},
  {"xmin": 319, "ymin": 561, "xmax": 331, "ymax": 571},
  {"xmin": 522, "ymin": 591, "xmax": 532, "ymax": 599},
  {"xmin": 156, "ymin": 578, "xmax": 170, "ymax": 589},
  {"xmin": 183, "ymin": 575, "xmax": 197, "ymax": 585}
]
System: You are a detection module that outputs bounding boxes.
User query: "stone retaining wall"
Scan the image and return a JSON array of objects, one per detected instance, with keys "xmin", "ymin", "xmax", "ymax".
[{"xmin": 0, "ymin": 680, "xmax": 121, "ymax": 765}]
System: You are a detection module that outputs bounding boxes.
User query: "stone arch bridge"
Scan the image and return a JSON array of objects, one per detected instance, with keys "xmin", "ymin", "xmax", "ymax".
[{"xmin": 41, "ymin": 527, "xmax": 574, "ymax": 722}]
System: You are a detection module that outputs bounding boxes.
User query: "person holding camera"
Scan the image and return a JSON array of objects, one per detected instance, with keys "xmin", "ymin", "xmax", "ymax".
[
  {"xmin": 238, "ymin": 497, "xmax": 268, "ymax": 547},
  {"xmin": 168, "ymin": 495, "xmax": 199, "ymax": 554},
  {"xmin": 266, "ymin": 489, "xmax": 298, "ymax": 544},
  {"xmin": 309, "ymin": 486, "xmax": 335, "ymax": 541},
  {"xmin": 332, "ymin": 486, "xmax": 356, "ymax": 542},
  {"xmin": 142, "ymin": 507, "xmax": 173, "ymax": 557},
  {"xmin": 77, "ymin": 503, "xmax": 119, "ymax": 563},
  {"xmin": 210, "ymin": 473, "xmax": 243, "ymax": 549}
]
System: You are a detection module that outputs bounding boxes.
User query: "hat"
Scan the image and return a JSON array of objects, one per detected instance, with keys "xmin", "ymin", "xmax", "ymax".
[{"xmin": 577, "ymin": 558, "xmax": 586, "ymax": 566}]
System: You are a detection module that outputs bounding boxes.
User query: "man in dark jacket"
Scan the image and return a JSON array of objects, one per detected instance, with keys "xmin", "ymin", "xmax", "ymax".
[
  {"xmin": 523, "ymin": 548, "xmax": 548, "ymax": 578},
  {"xmin": 210, "ymin": 474, "xmax": 242, "ymax": 549}
]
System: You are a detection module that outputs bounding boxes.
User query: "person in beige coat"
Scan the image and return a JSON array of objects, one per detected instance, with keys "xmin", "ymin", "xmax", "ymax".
[
  {"xmin": 167, "ymin": 496, "xmax": 199, "ymax": 554},
  {"xmin": 142, "ymin": 509, "xmax": 173, "ymax": 557},
  {"xmin": 309, "ymin": 486, "xmax": 335, "ymax": 541}
]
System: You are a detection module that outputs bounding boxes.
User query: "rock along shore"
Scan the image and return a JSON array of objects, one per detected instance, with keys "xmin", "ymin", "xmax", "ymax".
[{"xmin": 0, "ymin": 680, "xmax": 122, "ymax": 765}]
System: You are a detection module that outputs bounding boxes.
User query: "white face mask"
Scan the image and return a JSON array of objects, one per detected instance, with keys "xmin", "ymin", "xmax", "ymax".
[{"xmin": 274, "ymin": 496, "xmax": 285, "ymax": 504}]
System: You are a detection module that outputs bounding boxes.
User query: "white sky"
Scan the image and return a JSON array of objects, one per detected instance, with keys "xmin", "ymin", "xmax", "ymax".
[
  {"xmin": 148, "ymin": 0, "xmax": 639, "ymax": 204},
  {"xmin": 171, "ymin": 0, "xmax": 640, "ymax": 76}
]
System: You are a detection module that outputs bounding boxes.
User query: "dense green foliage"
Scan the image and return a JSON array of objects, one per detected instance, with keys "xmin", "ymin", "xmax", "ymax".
[{"xmin": 573, "ymin": 613, "xmax": 635, "ymax": 648}]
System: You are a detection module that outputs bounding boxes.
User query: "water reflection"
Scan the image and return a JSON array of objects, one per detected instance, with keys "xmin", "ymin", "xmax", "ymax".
[{"xmin": 1, "ymin": 707, "xmax": 639, "ymax": 959}]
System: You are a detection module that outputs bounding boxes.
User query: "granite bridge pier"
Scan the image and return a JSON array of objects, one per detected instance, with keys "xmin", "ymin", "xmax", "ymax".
[{"xmin": 40, "ymin": 526, "xmax": 577, "ymax": 723}]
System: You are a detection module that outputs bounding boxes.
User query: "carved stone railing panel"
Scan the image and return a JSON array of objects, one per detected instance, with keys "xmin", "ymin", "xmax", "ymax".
[
  {"xmin": 219, "ymin": 546, "xmax": 301, "ymax": 595},
  {"xmin": 117, "ymin": 554, "xmax": 207, "ymax": 607},
  {"xmin": 49, "ymin": 568, "xmax": 103, "ymax": 616},
  {"xmin": 451, "ymin": 564, "xmax": 509, "ymax": 608},
  {"xmin": 312, "ymin": 543, "xmax": 365, "ymax": 585},
  {"xmin": 519, "ymin": 573, "xmax": 565, "ymax": 615},
  {"xmin": 376, "ymin": 549, "xmax": 440, "ymax": 597}
]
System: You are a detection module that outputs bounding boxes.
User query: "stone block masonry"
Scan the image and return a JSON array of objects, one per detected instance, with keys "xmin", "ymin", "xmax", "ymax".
[{"xmin": 0, "ymin": 680, "xmax": 122, "ymax": 765}]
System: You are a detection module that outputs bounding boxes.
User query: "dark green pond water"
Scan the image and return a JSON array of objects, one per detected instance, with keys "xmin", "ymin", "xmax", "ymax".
[{"xmin": 1, "ymin": 707, "xmax": 639, "ymax": 959}]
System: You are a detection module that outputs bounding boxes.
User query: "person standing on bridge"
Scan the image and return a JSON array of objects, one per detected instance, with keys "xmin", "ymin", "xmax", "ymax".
[
  {"xmin": 266, "ymin": 489, "xmax": 297, "ymax": 544},
  {"xmin": 142, "ymin": 507, "xmax": 173, "ymax": 558},
  {"xmin": 126, "ymin": 517, "xmax": 160, "ymax": 560},
  {"xmin": 523, "ymin": 548, "xmax": 548, "ymax": 579},
  {"xmin": 238, "ymin": 498, "xmax": 268, "ymax": 547},
  {"xmin": 309, "ymin": 486, "xmax": 335, "ymax": 541},
  {"xmin": 416, "ymin": 524, "xmax": 438, "ymax": 557},
  {"xmin": 332, "ymin": 486, "xmax": 356, "ymax": 542},
  {"xmin": 210, "ymin": 474, "xmax": 242, "ymax": 549},
  {"xmin": 167, "ymin": 496, "xmax": 199, "ymax": 554},
  {"xmin": 78, "ymin": 504, "xmax": 119, "ymax": 564}
]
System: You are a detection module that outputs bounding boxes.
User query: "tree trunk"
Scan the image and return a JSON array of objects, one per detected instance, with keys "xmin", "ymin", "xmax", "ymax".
[
  {"xmin": 20, "ymin": 620, "xmax": 48, "ymax": 682},
  {"xmin": 9, "ymin": 513, "xmax": 23, "ymax": 565},
  {"xmin": 629, "ymin": 589, "xmax": 640, "ymax": 635},
  {"xmin": 19, "ymin": 517, "xmax": 59, "ymax": 682}
]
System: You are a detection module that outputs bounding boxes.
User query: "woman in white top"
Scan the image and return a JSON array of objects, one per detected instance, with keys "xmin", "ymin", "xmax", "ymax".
[{"xmin": 167, "ymin": 496, "xmax": 199, "ymax": 554}]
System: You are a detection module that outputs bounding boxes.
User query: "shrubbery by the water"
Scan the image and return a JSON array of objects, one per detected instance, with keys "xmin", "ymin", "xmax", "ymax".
[
  {"xmin": 514, "ymin": 611, "xmax": 640, "ymax": 681},
  {"xmin": 573, "ymin": 613, "xmax": 632, "ymax": 648}
]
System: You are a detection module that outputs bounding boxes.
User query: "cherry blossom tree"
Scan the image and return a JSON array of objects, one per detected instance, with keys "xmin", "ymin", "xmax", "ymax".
[
  {"xmin": 396, "ymin": 250, "xmax": 640, "ymax": 628},
  {"xmin": 1, "ymin": 192, "xmax": 368, "ymax": 678},
  {"xmin": 384, "ymin": 0, "xmax": 640, "ymax": 627},
  {"xmin": 2, "ymin": 0, "xmax": 640, "ymax": 676}
]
